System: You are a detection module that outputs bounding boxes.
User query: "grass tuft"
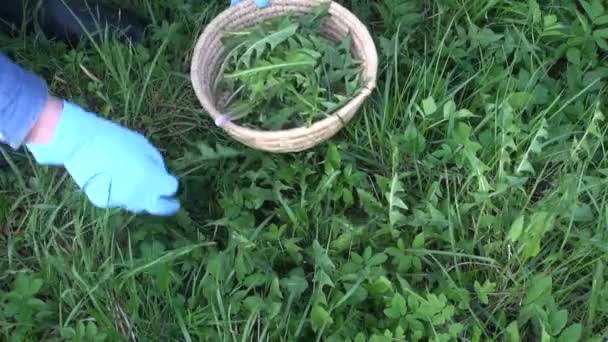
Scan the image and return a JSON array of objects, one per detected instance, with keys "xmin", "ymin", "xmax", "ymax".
[{"xmin": 1, "ymin": 0, "xmax": 608, "ymax": 340}]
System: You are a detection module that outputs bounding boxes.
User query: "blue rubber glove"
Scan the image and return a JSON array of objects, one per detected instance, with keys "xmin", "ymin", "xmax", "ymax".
[
  {"xmin": 230, "ymin": 0, "xmax": 270, "ymax": 8},
  {"xmin": 26, "ymin": 100, "xmax": 180, "ymax": 216}
]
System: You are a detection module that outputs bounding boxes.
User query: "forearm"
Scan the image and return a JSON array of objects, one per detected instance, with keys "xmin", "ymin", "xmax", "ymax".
[
  {"xmin": 0, "ymin": 52, "xmax": 50, "ymax": 148},
  {"xmin": 26, "ymin": 96, "xmax": 62, "ymax": 144}
]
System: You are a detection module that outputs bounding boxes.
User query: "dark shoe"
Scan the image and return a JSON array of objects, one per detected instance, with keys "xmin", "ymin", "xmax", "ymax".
[{"xmin": 0, "ymin": 0, "xmax": 147, "ymax": 44}]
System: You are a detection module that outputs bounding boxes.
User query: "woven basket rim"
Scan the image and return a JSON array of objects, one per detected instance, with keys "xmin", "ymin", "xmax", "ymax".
[{"xmin": 190, "ymin": 0, "xmax": 379, "ymax": 146}]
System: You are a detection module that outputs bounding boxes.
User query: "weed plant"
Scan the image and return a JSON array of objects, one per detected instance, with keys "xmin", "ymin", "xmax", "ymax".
[{"xmin": 0, "ymin": 0, "xmax": 607, "ymax": 341}]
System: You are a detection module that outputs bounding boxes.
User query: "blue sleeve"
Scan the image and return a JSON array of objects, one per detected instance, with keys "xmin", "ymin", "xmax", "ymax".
[{"xmin": 0, "ymin": 52, "xmax": 49, "ymax": 149}]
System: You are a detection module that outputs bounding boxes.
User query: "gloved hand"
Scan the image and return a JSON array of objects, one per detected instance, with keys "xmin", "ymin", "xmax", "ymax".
[
  {"xmin": 26, "ymin": 100, "xmax": 180, "ymax": 216},
  {"xmin": 230, "ymin": 0, "xmax": 269, "ymax": 8}
]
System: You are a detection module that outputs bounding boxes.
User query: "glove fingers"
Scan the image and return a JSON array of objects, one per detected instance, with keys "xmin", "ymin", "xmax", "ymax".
[
  {"xmin": 151, "ymin": 169, "xmax": 179, "ymax": 198},
  {"xmin": 78, "ymin": 164, "xmax": 179, "ymax": 215},
  {"xmin": 147, "ymin": 197, "xmax": 181, "ymax": 216},
  {"xmin": 142, "ymin": 139, "xmax": 167, "ymax": 169},
  {"xmin": 143, "ymin": 165, "xmax": 181, "ymax": 215},
  {"xmin": 147, "ymin": 167, "xmax": 181, "ymax": 215}
]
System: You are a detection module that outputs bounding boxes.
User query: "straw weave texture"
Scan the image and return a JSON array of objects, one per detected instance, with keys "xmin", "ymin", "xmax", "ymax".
[{"xmin": 190, "ymin": 0, "xmax": 378, "ymax": 153}]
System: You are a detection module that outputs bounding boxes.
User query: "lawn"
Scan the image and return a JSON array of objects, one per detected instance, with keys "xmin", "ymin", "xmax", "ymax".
[{"xmin": 1, "ymin": 0, "xmax": 607, "ymax": 340}]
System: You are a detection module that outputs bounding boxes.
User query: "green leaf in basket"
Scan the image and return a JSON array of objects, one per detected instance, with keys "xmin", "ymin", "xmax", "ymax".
[
  {"xmin": 237, "ymin": 23, "xmax": 299, "ymax": 68},
  {"xmin": 216, "ymin": 3, "xmax": 364, "ymax": 130}
]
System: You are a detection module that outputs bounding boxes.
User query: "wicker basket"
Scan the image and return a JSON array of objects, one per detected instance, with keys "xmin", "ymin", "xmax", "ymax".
[{"xmin": 190, "ymin": 0, "xmax": 378, "ymax": 153}]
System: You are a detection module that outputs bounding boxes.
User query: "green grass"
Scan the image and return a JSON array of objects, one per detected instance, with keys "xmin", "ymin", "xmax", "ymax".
[{"xmin": 1, "ymin": 0, "xmax": 608, "ymax": 340}]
